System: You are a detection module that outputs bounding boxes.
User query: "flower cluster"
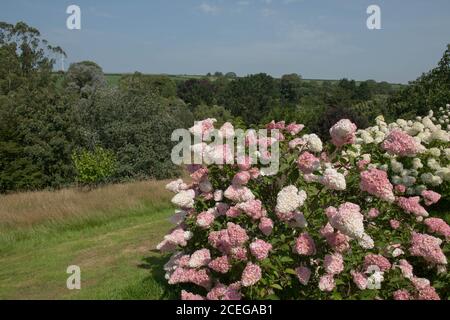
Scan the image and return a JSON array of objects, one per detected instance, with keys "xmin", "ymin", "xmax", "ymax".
[{"xmin": 157, "ymin": 105, "xmax": 450, "ymax": 300}]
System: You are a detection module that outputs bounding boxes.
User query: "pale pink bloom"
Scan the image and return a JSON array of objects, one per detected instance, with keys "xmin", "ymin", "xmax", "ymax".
[
  {"xmin": 157, "ymin": 227, "xmax": 192, "ymax": 252},
  {"xmin": 328, "ymin": 202, "xmax": 366, "ymax": 240},
  {"xmin": 421, "ymin": 190, "xmax": 441, "ymax": 206},
  {"xmin": 189, "ymin": 118, "xmax": 216, "ymax": 140},
  {"xmin": 232, "ymin": 171, "xmax": 251, "ymax": 185},
  {"xmin": 189, "ymin": 249, "xmax": 211, "ymax": 268},
  {"xmin": 181, "ymin": 290, "xmax": 205, "ymax": 300},
  {"xmin": 168, "ymin": 267, "xmax": 211, "ymax": 289},
  {"xmin": 397, "ymin": 197, "xmax": 429, "ymax": 217},
  {"xmin": 329, "ymin": 119, "xmax": 357, "ymax": 147},
  {"xmin": 357, "ymin": 159, "xmax": 370, "ymax": 171},
  {"xmin": 416, "ymin": 286, "xmax": 440, "ymax": 300},
  {"xmin": 227, "ymin": 222, "xmax": 249, "ymax": 247},
  {"xmin": 382, "ymin": 129, "xmax": 423, "ymax": 157},
  {"xmin": 165, "ymin": 179, "xmax": 188, "ymax": 193},
  {"xmin": 266, "ymin": 120, "xmax": 285, "ymax": 130},
  {"xmin": 245, "ymin": 130, "xmax": 258, "ymax": 146},
  {"xmin": 248, "ymin": 167, "xmax": 260, "ymax": 179},
  {"xmin": 303, "ymin": 173, "xmax": 319, "ymax": 183},
  {"xmin": 226, "ymin": 206, "xmax": 242, "ymax": 218},
  {"xmin": 236, "ymin": 156, "xmax": 252, "ymax": 171},
  {"xmin": 241, "ymin": 263, "xmax": 262, "ymax": 287},
  {"xmin": 237, "ymin": 199, "xmax": 264, "ymax": 220},
  {"xmin": 224, "ymin": 185, "xmax": 255, "ymax": 203},
  {"xmin": 196, "ymin": 211, "xmax": 215, "ymax": 229},
  {"xmin": 360, "ymin": 169, "xmax": 395, "ymax": 202},
  {"xmin": 393, "ymin": 289, "xmax": 410, "ymax": 300},
  {"xmin": 294, "ymin": 232, "xmax": 316, "ymax": 256},
  {"xmin": 289, "ymin": 137, "xmax": 306, "ymax": 149},
  {"xmin": 394, "ymin": 184, "xmax": 406, "ymax": 194},
  {"xmin": 171, "ymin": 189, "xmax": 196, "ymax": 208},
  {"xmin": 190, "ymin": 167, "xmax": 208, "ymax": 183},
  {"xmin": 286, "ymin": 123, "xmax": 304, "ymax": 135},
  {"xmin": 318, "ymin": 274, "xmax": 335, "ymax": 292},
  {"xmin": 323, "ymin": 253, "xmax": 344, "ymax": 275},
  {"xmin": 409, "ymin": 232, "xmax": 447, "ymax": 265},
  {"xmin": 231, "ymin": 247, "xmax": 248, "ymax": 261},
  {"xmin": 297, "ymin": 151, "xmax": 320, "ymax": 174},
  {"xmin": 208, "ymin": 256, "xmax": 230, "ymax": 274},
  {"xmin": 295, "ymin": 266, "xmax": 311, "ymax": 285},
  {"xmin": 258, "ymin": 217, "xmax": 274, "ymax": 236},
  {"xmin": 424, "ymin": 218, "xmax": 450, "ymax": 239},
  {"xmin": 322, "ymin": 227, "xmax": 350, "ymax": 253},
  {"xmin": 351, "ymin": 271, "xmax": 368, "ymax": 290},
  {"xmin": 207, "ymin": 283, "xmax": 241, "ymax": 300},
  {"xmin": 206, "ymin": 144, "xmax": 234, "ymax": 165},
  {"xmin": 219, "ymin": 122, "xmax": 235, "ymax": 139},
  {"xmin": 250, "ymin": 239, "xmax": 272, "ymax": 261},
  {"xmin": 390, "ymin": 219, "xmax": 401, "ymax": 230},
  {"xmin": 364, "ymin": 254, "xmax": 392, "ymax": 272},
  {"xmin": 367, "ymin": 208, "xmax": 381, "ymax": 219},
  {"xmin": 214, "ymin": 190, "xmax": 224, "ymax": 202},
  {"xmin": 320, "ymin": 168, "xmax": 346, "ymax": 191},
  {"xmin": 396, "ymin": 259, "xmax": 414, "ymax": 279}
]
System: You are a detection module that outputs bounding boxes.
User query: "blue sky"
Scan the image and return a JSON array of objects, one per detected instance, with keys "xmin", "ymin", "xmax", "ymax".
[{"xmin": 1, "ymin": 0, "xmax": 450, "ymax": 83}]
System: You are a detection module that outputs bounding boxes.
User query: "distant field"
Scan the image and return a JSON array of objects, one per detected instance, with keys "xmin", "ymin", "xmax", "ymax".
[{"xmin": 0, "ymin": 180, "xmax": 176, "ymax": 299}]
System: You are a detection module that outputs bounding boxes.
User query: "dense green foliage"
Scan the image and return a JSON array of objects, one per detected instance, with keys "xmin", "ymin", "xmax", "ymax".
[{"xmin": 72, "ymin": 146, "xmax": 116, "ymax": 186}]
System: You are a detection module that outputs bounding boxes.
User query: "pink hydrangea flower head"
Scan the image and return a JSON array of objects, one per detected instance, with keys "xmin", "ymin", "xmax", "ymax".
[
  {"xmin": 421, "ymin": 190, "xmax": 441, "ymax": 206},
  {"xmin": 249, "ymin": 239, "xmax": 272, "ymax": 260},
  {"xmin": 231, "ymin": 247, "xmax": 248, "ymax": 261},
  {"xmin": 227, "ymin": 222, "xmax": 249, "ymax": 247},
  {"xmin": 289, "ymin": 137, "xmax": 306, "ymax": 149},
  {"xmin": 297, "ymin": 151, "xmax": 320, "ymax": 174},
  {"xmin": 189, "ymin": 249, "xmax": 211, "ymax": 268},
  {"xmin": 258, "ymin": 217, "xmax": 274, "ymax": 236},
  {"xmin": 190, "ymin": 167, "xmax": 208, "ymax": 183},
  {"xmin": 241, "ymin": 263, "xmax": 262, "ymax": 287},
  {"xmin": 397, "ymin": 259, "xmax": 414, "ymax": 279},
  {"xmin": 226, "ymin": 206, "xmax": 242, "ymax": 218},
  {"xmin": 224, "ymin": 185, "xmax": 255, "ymax": 203},
  {"xmin": 390, "ymin": 219, "xmax": 401, "ymax": 230},
  {"xmin": 318, "ymin": 274, "xmax": 335, "ymax": 292},
  {"xmin": 323, "ymin": 253, "xmax": 344, "ymax": 275},
  {"xmin": 237, "ymin": 199, "xmax": 264, "ymax": 220},
  {"xmin": 189, "ymin": 118, "xmax": 217, "ymax": 140},
  {"xmin": 196, "ymin": 211, "xmax": 215, "ymax": 229},
  {"xmin": 294, "ymin": 232, "xmax": 316, "ymax": 256},
  {"xmin": 168, "ymin": 268, "xmax": 211, "ymax": 289},
  {"xmin": 367, "ymin": 208, "xmax": 381, "ymax": 219},
  {"xmin": 360, "ymin": 169, "xmax": 395, "ymax": 202},
  {"xmin": 236, "ymin": 156, "xmax": 252, "ymax": 171},
  {"xmin": 363, "ymin": 254, "xmax": 392, "ymax": 272},
  {"xmin": 207, "ymin": 283, "xmax": 242, "ymax": 300},
  {"xmin": 286, "ymin": 123, "xmax": 304, "ymax": 135},
  {"xmin": 409, "ymin": 232, "xmax": 447, "ymax": 265},
  {"xmin": 397, "ymin": 197, "xmax": 428, "ymax": 217},
  {"xmin": 394, "ymin": 184, "xmax": 406, "ymax": 194},
  {"xmin": 232, "ymin": 171, "xmax": 251, "ymax": 185},
  {"xmin": 382, "ymin": 129, "xmax": 423, "ymax": 156},
  {"xmin": 357, "ymin": 159, "xmax": 370, "ymax": 171},
  {"xmin": 208, "ymin": 256, "xmax": 230, "ymax": 274},
  {"xmin": 329, "ymin": 119, "xmax": 357, "ymax": 147},
  {"xmin": 295, "ymin": 266, "xmax": 311, "ymax": 285},
  {"xmin": 424, "ymin": 218, "xmax": 450, "ymax": 239},
  {"xmin": 181, "ymin": 290, "xmax": 205, "ymax": 300},
  {"xmin": 393, "ymin": 289, "xmax": 410, "ymax": 300},
  {"xmin": 329, "ymin": 202, "xmax": 366, "ymax": 240}
]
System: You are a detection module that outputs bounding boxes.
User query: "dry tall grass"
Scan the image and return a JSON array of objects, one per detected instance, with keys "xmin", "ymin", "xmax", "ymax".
[{"xmin": 0, "ymin": 180, "xmax": 173, "ymax": 230}]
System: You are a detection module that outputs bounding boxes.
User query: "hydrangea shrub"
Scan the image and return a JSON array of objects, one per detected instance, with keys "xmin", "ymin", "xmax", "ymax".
[{"xmin": 157, "ymin": 105, "xmax": 450, "ymax": 300}]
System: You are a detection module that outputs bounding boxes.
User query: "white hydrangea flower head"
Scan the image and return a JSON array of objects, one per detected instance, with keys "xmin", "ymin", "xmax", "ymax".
[{"xmin": 275, "ymin": 185, "xmax": 307, "ymax": 214}]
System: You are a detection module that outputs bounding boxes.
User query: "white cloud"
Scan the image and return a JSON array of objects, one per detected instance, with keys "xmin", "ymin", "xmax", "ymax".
[
  {"xmin": 237, "ymin": 1, "xmax": 250, "ymax": 5},
  {"xmin": 198, "ymin": 2, "xmax": 220, "ymax": 15},
  {"xmin": 261, "ymin": 8, "xmax": 276, "ymax": 17}
]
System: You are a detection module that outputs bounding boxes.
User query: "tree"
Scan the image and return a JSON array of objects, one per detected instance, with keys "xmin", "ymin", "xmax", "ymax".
[
  {"xmin": 64, "ymin": 61, "xmax": 106, "ymax": 98},
  {"xmin": 119, "ymin": 72, "xmax": 177, "ymax": 98},
  {"xmin": 225, "ymin": 72, "xmax": 237, "ymax": 78},
  {"xmin": 0, "ymin": 21, "xmax": 75, "ymax": 192},
  {"xmin": 177, "ymin": 78, "xmax": 217, "ymax": 110},
  {"xmin": 280, "ymin": 73, "xmax": 302, "ymax": 105},
  {"xmin": 72, "ymin": 146, "xmax": 116, "ymax": 187},
  {"xmin": 220, "ymin": 73, "xmax": 280, "ymax": 125}
]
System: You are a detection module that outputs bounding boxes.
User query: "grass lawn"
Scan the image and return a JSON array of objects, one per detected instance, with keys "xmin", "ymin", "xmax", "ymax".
[{"xmin": 0, "ymin": 181, "xmax": 176, "ymax": 300}]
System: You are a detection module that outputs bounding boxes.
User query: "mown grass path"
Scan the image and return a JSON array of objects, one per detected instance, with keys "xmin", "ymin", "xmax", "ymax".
[{"xmin": 0, "ymin": 207, "xmax": 174, "ymax": 299}]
